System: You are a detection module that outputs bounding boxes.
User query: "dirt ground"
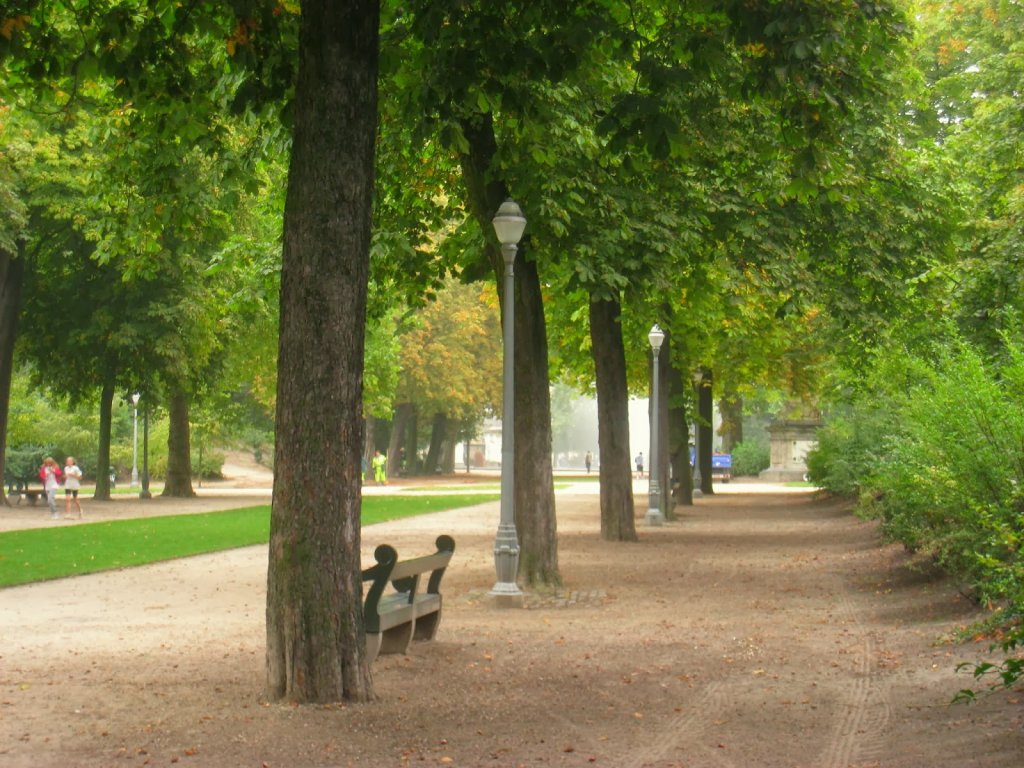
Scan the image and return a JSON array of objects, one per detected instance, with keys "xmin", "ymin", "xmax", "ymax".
[{"xmin": 1, "ymin": 465, "xmax": 1022, "ymax": 767}]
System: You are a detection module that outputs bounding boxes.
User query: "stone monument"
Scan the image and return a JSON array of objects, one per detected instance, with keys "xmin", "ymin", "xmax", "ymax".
[{"xmin": 759, "ymin": 418, "xmax": 822, "ymax": 482}]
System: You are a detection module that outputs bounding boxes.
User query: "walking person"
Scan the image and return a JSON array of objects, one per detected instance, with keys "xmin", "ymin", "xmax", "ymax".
[
  {"xmin": 63, "ymin": 456, "xmax": 84, "ymax": 519},
  {"xmin": 585, "ymin": 450, "xmax": 593, "ymax": 474},
  {"xmin": 39, "ymin": 457, "xmax": 63, "ymax": 520},
  {"xmin": 635, "ymin": 452, "xmax": 644, "ymax": 479}
]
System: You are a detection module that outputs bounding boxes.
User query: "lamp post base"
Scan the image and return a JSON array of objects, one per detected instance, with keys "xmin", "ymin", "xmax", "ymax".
[
  {"xmin": 646, "ymin": 485, "xmax": 664, "ymax": 525},
  {"xmin": 491, "ymin": 523, "xmax": 524, "ymax": 600},
  {"xmin": 645, "ymin": 507, "xmax": 665, "ymax": 526}
]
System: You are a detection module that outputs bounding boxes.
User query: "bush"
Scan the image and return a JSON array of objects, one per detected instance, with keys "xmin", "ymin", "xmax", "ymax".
[
  {"xmin": 834, "ymin": 340, "xmax": 1024, "ymax": 698},
  {"xmin": 730, "ymin": 440, "xmax": 770, "ymax": 477},
  {"xmin": 805, "ymin": 404, "xmax": 895, "ymax": 497}
]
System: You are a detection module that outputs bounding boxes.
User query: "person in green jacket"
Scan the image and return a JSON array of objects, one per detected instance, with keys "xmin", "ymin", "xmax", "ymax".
[{"xmin": 372, "ymin": 450, "xmax": 387, "ymax": 486}]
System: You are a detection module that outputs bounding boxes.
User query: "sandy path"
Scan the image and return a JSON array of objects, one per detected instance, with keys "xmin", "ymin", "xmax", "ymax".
[{"xmin": 0, "ymin": 479, "xmax": 1022, "ymax": 767}]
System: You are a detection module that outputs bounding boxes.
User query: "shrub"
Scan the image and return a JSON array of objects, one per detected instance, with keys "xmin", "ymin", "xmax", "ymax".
[
  {"xmin": 805, "ymin": 404, "xmax": 895, "ymax": 497},
  {"xmin": 730, "ymin": 440, "xmax": 770, "ymax": 477}
]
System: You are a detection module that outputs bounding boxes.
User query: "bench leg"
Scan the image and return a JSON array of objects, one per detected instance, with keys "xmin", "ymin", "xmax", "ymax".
[
  {"xmin": 413, "ymin": 608, "xmax": 441, "ymax": 642},
  {"xmin": 379, "ymin": 621, "xmax": 415, "ymax": 656}
]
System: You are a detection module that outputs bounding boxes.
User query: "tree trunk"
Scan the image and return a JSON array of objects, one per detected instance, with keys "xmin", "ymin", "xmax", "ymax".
[
  {"xmin": 162, "ymin": 388, "xmax": 196, "ymax": 497},
  {"xmin": 387, "ymin": 402, "xmax": 413, "ymax": 478},
  {"xmin": 459, "ymin": 114, "xmax": 559, "ymax": 586},
  {"xmin": 665, "ymin": 339, "xmax": 693, "ymax": 507},
  {"xmin": 440, "ymin": 424, "xmax": 457, "ymax": 474},
  {"xmin": 401, "ymin": 409, "xmax": 413, "ymax": 475},
  {"xmin": 362, "ymin": 415, "xmax": 375, "ymax": 482},
  {"xmin": 266, "ymin": 0, "xmax": 379, "ymax": 704},
  {"xmin": 93, "ymin": 378, "xmax": 115, "ymax": 501},
  {"xmin": 0, "ymin": 248, "xmax": 24, "ymax": 506},
  {"xmin": 697, "ymin": 368, "xmax": 714, "ymax": 495},
  {"xmin": 589, "ymin": 295, "xmax": 636, "ymax": 541},
  {"xmin": 512, "ymin": 256, "xmax": 559, "ymax": 585},
  {"xmin": 718, "ymin": 390, "xmax": 743, "ymax": 452},
  {"xmin": 655, "ymin": 328, "xmax": 672, "ymax": 520},
  {"xmin": 423, "ymin": 412, "xmax": 446, "ymax": 474}
]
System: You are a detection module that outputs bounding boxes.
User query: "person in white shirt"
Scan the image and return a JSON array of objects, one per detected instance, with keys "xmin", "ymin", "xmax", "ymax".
[
  {"xmin": 63, "ymin": 456, "xmax": 84, "ymax": 519},
  {"xmin": 39, "ymin": 457, "xmax": 62, "ymax": 520}
]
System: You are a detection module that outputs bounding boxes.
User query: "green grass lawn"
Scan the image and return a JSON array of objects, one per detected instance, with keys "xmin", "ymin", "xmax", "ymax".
[{"xmin": 0, "ymin": 493, "xmax": 498, "ymax": 588}]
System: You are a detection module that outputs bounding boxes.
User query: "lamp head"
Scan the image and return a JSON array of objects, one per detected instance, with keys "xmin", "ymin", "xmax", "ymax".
[
  {"xmin": 131, "ymin": 392, "xmax": 140, "ymax": 406},
  {"xmin": 648, "ymin": 324, "xmax": 665, "ymax": 351},
  {"xmin": 492, "ymin": 199, "xmax": 527, "ymax": 246}
]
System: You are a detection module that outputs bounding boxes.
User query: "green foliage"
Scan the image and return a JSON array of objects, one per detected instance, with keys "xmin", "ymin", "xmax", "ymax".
[
  {"xmin": 817, "ymin": 338, "xmax": 1024, "ymax": 697},
  {"xmin": 805, "ymin": 405, "xmax": 895, "ymax": 497},
  {"xmin": 730, "ymin": 440, "xmax": 770, "ymax": 478}
]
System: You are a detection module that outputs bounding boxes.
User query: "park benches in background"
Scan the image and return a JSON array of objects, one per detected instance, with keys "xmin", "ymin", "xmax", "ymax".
[{"xmin": 361, "ymin": 534, "xmax": 455, "ymax": 663}]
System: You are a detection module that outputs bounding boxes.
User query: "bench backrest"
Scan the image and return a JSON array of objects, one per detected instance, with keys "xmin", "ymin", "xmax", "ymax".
[{"xmin": 361, "ymin": 535, "xmax": 455, "ymax": 630}]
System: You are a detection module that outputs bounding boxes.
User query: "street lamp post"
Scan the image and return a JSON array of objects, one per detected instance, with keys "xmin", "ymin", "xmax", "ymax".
[
  {"xmin": 692, "ymin": 371, "xmax": 703, "ymax": 499},
  {"xmin": 490, "ymin": 199, "xmax": 527, "ymax": 599},
  {"xmin": 645, "ymin": 325, "xmax": 666, "ymax": 526},
  {"xmin": 131, "ymin": 392, "xmax": 140, "ymax": 488}
]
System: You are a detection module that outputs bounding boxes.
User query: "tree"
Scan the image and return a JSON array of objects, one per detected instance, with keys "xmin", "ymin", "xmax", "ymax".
[
  {"xmin": 265, "ymin": 0, "xmax": 380, "ymax": 703},
  {"xmin": 395, "ymin": 278, "xmax": 502, "ymax": 475}
]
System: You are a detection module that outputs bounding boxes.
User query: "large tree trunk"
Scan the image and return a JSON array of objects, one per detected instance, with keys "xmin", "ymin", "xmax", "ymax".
[
  {"xmin": 589, "ymin": 296, "xmax": 636, "ymax": 541},
  {"xmin": 362, "ymin": 415, "xmax": 375, "ymax": 482},
  {"xmin": 423, "ymin": 412, "xmax": 446, "ymax": 474},
  {"xmin": 406, "ymin": 406, "xmax": 419, "ymax": 474},
  {"xmin": 718, "ymin": 390, "xmax": 743, "ymax": 452},
  {"xmin": 655, "ymin": 327, "xmax": 672, "ymax": 520},
  {"xmin": 0, "ymin": 248, "xmax": 24, "ymax": 506},
  {"xmin": 440, "ymin": 424, "xmax": 457, "ymax": 474},
  {"xmin": 512, "ymin": 256, "xmax": 559, "ymax": 584},
  {"xmin": 266, "ymin": 0, "xmax": 379, "ymax": 704},
  {"xmin": 386, "ymin": 402, "xmax": 414, "ymax": 478},
  {"xmin": 665, "ymin": 339, "xmax": 693, "ymax": 508},
  {"xmin": 161, "ymin": 388, "xmax": 196, "ymax": 497},
  {"xmin": 697, "ymin": 368, "xmax": 714, "ymax": 495},
  {"xmin": 93, "ymin": 378, "xmax": 115, "ymax": 501},
  {"xmin": 459, "ymin": 114, "xmax": 559, "ymax": 586}
]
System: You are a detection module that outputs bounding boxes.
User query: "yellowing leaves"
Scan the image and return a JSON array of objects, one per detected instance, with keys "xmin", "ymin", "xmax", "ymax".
[{"xmin": 0, "ymin": 15, "xmax": 30, "ymax": 40}]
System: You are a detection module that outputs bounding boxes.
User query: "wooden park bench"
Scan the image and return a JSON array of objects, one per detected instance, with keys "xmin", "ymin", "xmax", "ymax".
[
  {"xmin": 4, "ymin": 473, "xmax": 45, "ymax": 505},
  {"xmin": 361, "ymin": 534, "xmax": 455, "ymax": 663}
]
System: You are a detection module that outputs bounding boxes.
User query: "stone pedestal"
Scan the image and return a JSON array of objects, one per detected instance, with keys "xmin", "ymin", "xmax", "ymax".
[{"xmin": 759, "ymin": 419, "xmax": 821, "ymax": 482}]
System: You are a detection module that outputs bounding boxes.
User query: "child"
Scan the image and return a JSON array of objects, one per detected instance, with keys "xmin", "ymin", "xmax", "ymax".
[
  {"xmin": 64, "ymin": 456, "xmax": 84, "ymax": 519},
  {"xmin": 39, "ymin": 457, "xmax": 63, "ymax": 520}
]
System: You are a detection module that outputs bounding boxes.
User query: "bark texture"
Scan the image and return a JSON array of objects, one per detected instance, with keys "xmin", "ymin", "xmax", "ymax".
[
  {"xmin": 386, "ymin": 402, "xmax": 414, "ymax": 478},
  {"xmin": 665, "ymin": 340, "xmax": 693, "ymax": 507},
  {"xmin": 459, "ymin": 115, "xmax": 559, "ymax": 586},
  {"xmin": 162, "ymin": 389, "xmax": 196, "ymax": 498},
  {"xmin": 589, "ymin": 295, "xmax": 636, "ymax": 541},
  {"xmin": 266, "ymin": 0, "xmax": 379, "ymax": 704},
  {"xmin": 423, "ymin": 412, "xmax": 446, "ymax": 474},
  {"xmin": 93, "ymin": 379, "xmax": 115, "ymax": 501},
  {"xmin": 718, "ymin": 391, "xmax": 744, "ymax": 452},
  {"xmin": 697, "ymin": 368, "xmax": 714, "ymax": 495},
  {"xmin": 0, "ymin": 248, "xmax": 23, "ymax": 506}
]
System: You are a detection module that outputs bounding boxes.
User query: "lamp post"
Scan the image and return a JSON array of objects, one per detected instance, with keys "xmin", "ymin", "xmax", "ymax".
[
  {"xmin": 131, "ymin": 392, "xmax": 140, "ymax": 488},
  {"xmin": 692, "ymin": 371, "xmax": 703, "ymax": 499},
  {"xmin": 490, "ymin": 199, "xmax": 527, "ymax": 599},
  {"xmin": 645, "ymin": 325, "xmax": 666, "ymax": 526}
]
